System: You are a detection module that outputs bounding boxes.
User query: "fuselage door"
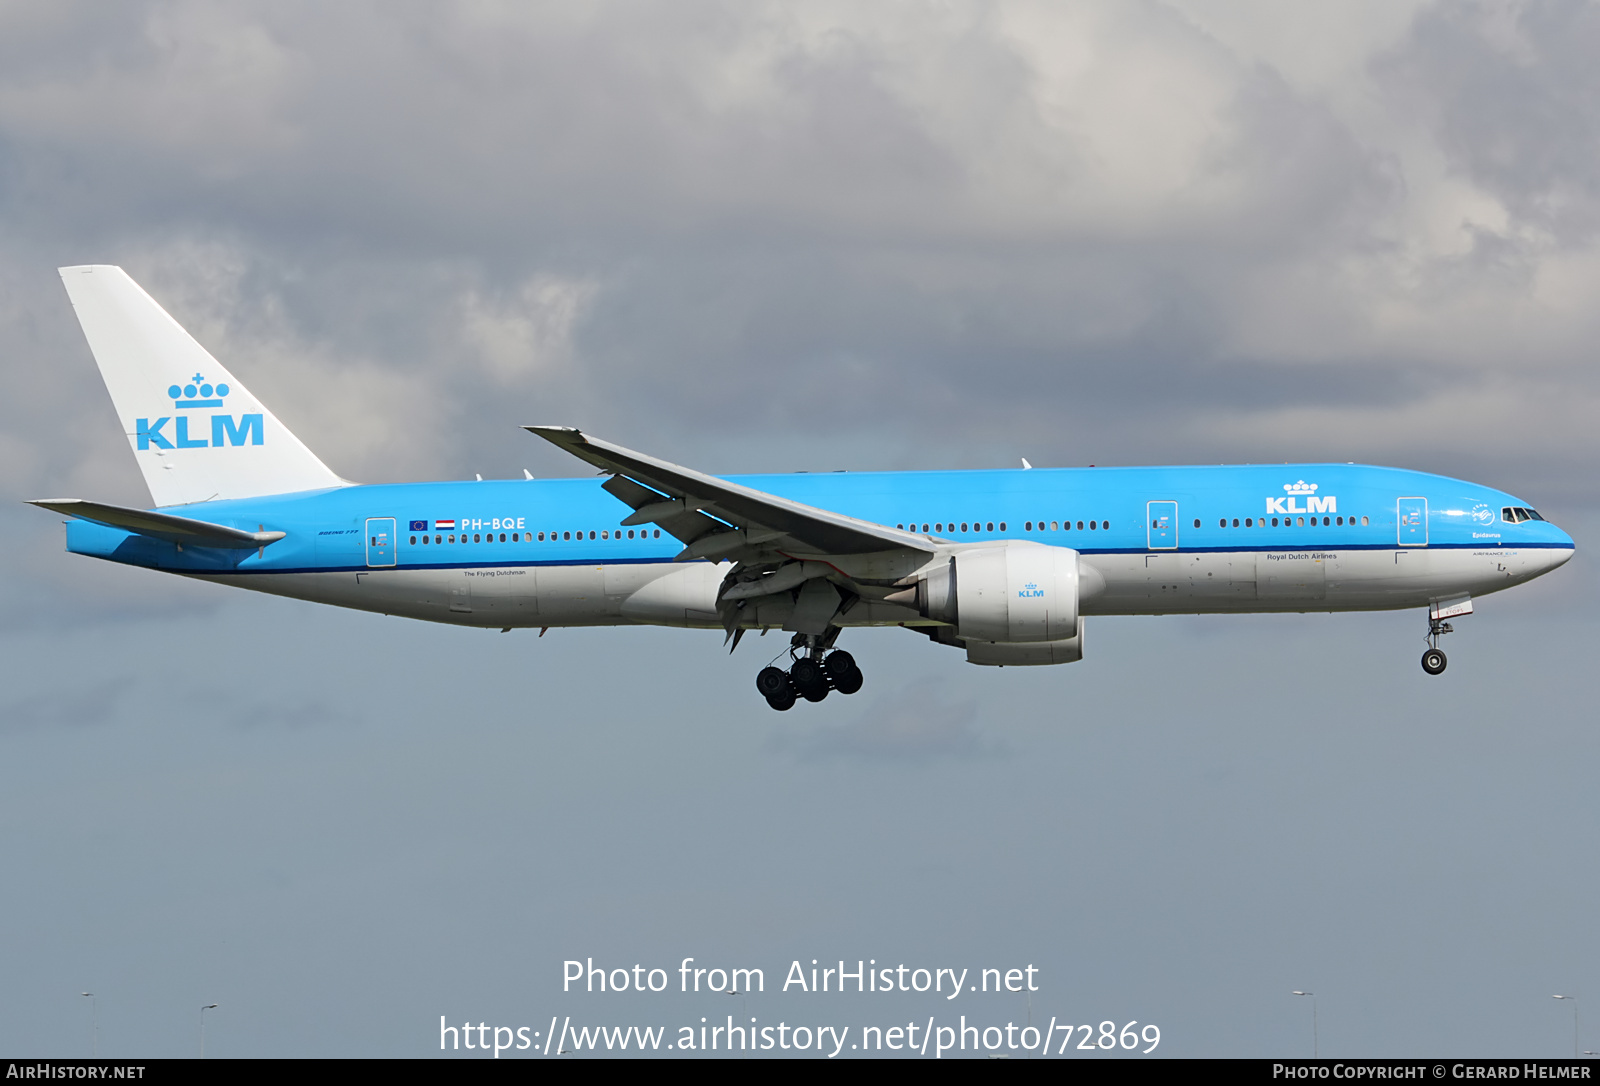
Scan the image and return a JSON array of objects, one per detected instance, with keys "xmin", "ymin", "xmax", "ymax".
[
  {"xmin": 1147, "ymin": 501, "xmax": 1178, "ymax": 550},
  {"xmin": 365, "ymin": 517, "xmax": 397, "ymax": 566},
  {"xmin": 1397, "ymin": 497, "xmax": 1428, "ymax": 547}
]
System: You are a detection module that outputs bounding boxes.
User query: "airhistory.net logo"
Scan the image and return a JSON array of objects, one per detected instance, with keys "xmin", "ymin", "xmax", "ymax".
[{"xmin": 136, "ymin": 373, "xmax": 263, "ymax": 450}]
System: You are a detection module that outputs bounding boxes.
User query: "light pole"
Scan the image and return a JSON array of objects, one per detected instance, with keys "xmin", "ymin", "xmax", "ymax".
[
  {"xmin": 1553, "ymin": 996, "xmax": 1578, "ymax": 1059},
  {"xmin": 81, "ymin": 992, "xmax": 97, "ymax": 1058},
  {"xmin": 1292, "ymin": 991, "xmax": 1318, "ymax": 1057},
  {"xmin": 199, "ymin": 1004, "xmax": 218, "ymax": 1059}
]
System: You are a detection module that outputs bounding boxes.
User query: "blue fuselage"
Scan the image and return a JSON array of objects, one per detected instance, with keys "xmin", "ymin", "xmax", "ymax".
[{"xmin": 63, "ymin": 463, "xmax": 1572, "ymax": 582}]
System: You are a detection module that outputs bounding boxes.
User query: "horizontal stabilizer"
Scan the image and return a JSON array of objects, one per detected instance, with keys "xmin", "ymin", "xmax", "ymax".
[{"xmin": 28, "ymin": 498, "xmax": 286, "ymax": 550}]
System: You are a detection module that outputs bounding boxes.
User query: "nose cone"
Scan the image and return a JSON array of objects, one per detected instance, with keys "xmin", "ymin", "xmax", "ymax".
[{"xmin": 1539, "ymin": 521, "xmax": 1575, "ymax": 571}]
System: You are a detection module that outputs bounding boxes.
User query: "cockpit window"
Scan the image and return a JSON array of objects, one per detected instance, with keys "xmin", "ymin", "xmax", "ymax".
[{"xmin": 1501, "ymin": 506, "xmax": 1545, "ymax": 523}]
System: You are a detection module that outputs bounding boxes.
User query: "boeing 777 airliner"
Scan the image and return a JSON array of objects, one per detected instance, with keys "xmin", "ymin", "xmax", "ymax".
[{"xmin": 32, "ymin": 267, "xmax": 1575, "ymax": 710}]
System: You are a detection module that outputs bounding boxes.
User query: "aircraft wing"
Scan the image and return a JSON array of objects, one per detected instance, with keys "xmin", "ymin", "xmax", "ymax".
[
  {"xmin": 524, "ymin": 426, "xmax": 933, "ymax": 560},
  {"xmin": 28, "ymin": 498, "xmax": 286, "ymax": 550}
]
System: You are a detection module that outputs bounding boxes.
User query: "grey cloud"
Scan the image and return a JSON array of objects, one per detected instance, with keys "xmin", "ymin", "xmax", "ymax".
[
  {"xmin": 2, "ymin": 0, "xmax": 1599, "ymax": 513},
  {"xmin": 772, "ymin": 679, "xmax": 1001, "ymax": 762},
  {"xmin": 0, "ymin": 677, "xmax": 127, "ymax": 733},
  {"xmin": 1377, "ymin": 0, "xmax": 1600, "ymax": 240}
]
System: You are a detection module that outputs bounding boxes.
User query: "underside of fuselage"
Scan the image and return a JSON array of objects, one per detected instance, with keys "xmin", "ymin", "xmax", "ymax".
[{"xmin": 190, "ymin": 542, "xmax": 1566, "ymax": 631}]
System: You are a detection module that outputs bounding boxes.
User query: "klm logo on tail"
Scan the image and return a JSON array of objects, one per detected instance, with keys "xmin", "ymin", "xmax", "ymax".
[{"xmin": 136, "ymin": 374, "xmax": 263, "ymax": 450}]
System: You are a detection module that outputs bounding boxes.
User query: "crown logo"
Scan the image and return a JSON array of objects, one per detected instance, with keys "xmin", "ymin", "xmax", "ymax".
[
  {"xmin": 168, "ymin": 373, "xmax": 230, "ymax": 409},
  {"xmin": 1283, "ymin": 480, "xmax": 1318, "ymax": 494}
]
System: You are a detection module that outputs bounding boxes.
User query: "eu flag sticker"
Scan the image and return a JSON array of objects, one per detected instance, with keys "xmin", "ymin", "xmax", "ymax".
[{"xmin": 409, "ymin": 520, "xmax": 427, "ymax": 531}]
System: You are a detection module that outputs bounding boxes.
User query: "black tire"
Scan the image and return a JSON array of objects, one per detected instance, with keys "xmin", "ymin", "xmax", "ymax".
[
  {"xmin": 766, "ymin": 688, "xmax": 796, "ymax": 711},
  {"xmin": 832, "ymin": 667, "xmax": 863, "ymax": 695},
  {"xmin": 790, "ymin": 657, "xmax": 830, "ymax": 702},
  {"xmin": 824, "ymin": 650, "xmax": 857, "ymax": 679},
  {"xmin": 1421, "ymin": 648, "xmax": 1447, "ymax": 675},
  {"xmin": 756, "ymin": 666, "xmax": 791, "ymax": 699}
]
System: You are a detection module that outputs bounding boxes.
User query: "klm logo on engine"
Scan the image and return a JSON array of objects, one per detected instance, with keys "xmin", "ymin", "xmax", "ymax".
[
  {"xmin": 1018, "ymin": 581, "xmax": 1044, "ymax": 599},
  {"xmin": 1266, "ymin": 480, "xmax": 1336, "ymax": 516},
  {"xmin": 136, "ymin": 374, "xmax": 263, "ymax": 450}
]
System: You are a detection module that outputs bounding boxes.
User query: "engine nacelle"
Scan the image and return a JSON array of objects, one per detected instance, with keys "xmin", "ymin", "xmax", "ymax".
[
  {"xmin": 965, "ymin": 621, "xmax": 1084, "ymax": 666},
  {"xmin": 918, "ymin": 541, "xmax": 1080, "ymax": 643}
]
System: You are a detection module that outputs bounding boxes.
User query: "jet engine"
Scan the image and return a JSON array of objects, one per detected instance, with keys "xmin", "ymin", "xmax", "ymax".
[{"xmin": 908, "ymin": 541, "xmax": 1081, "ymax": 643}]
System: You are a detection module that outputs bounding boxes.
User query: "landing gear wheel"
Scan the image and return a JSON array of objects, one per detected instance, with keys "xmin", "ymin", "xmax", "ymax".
[
  {"xmin": 765, "ymin": 688, "xmax": 796, "ymax": 711},
  {"xmin": 789, "ymin": 657, "xmax": 830, "ymax": 702},
  {"xmin": 1421, "ymin": 648, "xmax": 1447, "ymax": 675},
  {"xmin": 756, "ymin": 666, "xmax": 791, "ymax": 700},
  {"xmin": 825, "ymin": 650, "xmax": 863, "ymax": 695}
]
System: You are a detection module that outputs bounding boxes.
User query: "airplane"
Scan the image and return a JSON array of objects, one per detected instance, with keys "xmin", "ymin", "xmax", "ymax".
[{"xmin": 32, "ymin": 266, "xmax": 1576, "ymax": 710}]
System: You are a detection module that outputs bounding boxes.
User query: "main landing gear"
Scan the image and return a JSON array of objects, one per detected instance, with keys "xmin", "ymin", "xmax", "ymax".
[
  {"xmin": 1421, "ymin": 616, "xmax": 1452, "ymax": 676},
  {"xmin": 755, "ymin": 633, "xmax": 864, "ymax": 711}
]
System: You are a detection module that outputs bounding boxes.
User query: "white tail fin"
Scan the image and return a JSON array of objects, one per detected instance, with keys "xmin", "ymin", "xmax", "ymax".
[{"xmin": 59, "ymin": 265, "xmax": 349, "ymax": 507}]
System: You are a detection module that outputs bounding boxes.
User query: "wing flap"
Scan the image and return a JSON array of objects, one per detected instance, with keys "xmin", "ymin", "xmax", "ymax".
[{"xmin": 28, "ymin": 498, "xmax": 285, "ymax": 550}]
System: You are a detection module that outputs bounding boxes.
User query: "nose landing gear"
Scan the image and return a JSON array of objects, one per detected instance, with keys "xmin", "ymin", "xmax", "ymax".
[
  {"xmin": 1421, "ymin": 617, "xmax": 1452, "ymax": 675},
  {"xmin": 754, "ymin": 633, "xmax": 865, "ymax": 710}
]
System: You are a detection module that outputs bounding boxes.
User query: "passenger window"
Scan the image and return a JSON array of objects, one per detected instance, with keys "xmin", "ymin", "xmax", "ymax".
[
  {"xmin": 1076, "ymin": 521, "xmax": 1084, "ymax": 530},
  {"xmin": 1245, "ymin": 518, "xmax": 1253, "ymax": 527},
  {"xmin": 409, "ymin": 536, "xmax": 416, "ymax": 545},
  {"xmin": 654, "ymin": 529, "xmax": 660, "ymax": 538},
  {"xmin": 1362, "ymin": 517, "xmax": 1369, "ymax": 526},
  {"xmin": 1089, "ymin": 521, "xmax": 1096, "ymax": 530},
  {"xmin": 987, "ymin": 522, "xmax": 995, "ymax": 532},
  {"xmin": 1026, "ymin": 521, "xmax": 1033, "ymax": 531},
  {"xmin": 1194, "ymin": 519, "xmax": 1201, "ymax": 528},
  {"xmin": 1218, "ymin": 518, "xmax": 1225, "ymax": 528},
  {"xmin": 1232, "ymin": 518, "xmax": 1239, "ymax": 528}
]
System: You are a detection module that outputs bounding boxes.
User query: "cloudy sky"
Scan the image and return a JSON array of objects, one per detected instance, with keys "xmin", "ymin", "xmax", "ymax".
[{"xmin": 2, "ymin": 0, "xmax": 1596, "ymax": 1058}]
